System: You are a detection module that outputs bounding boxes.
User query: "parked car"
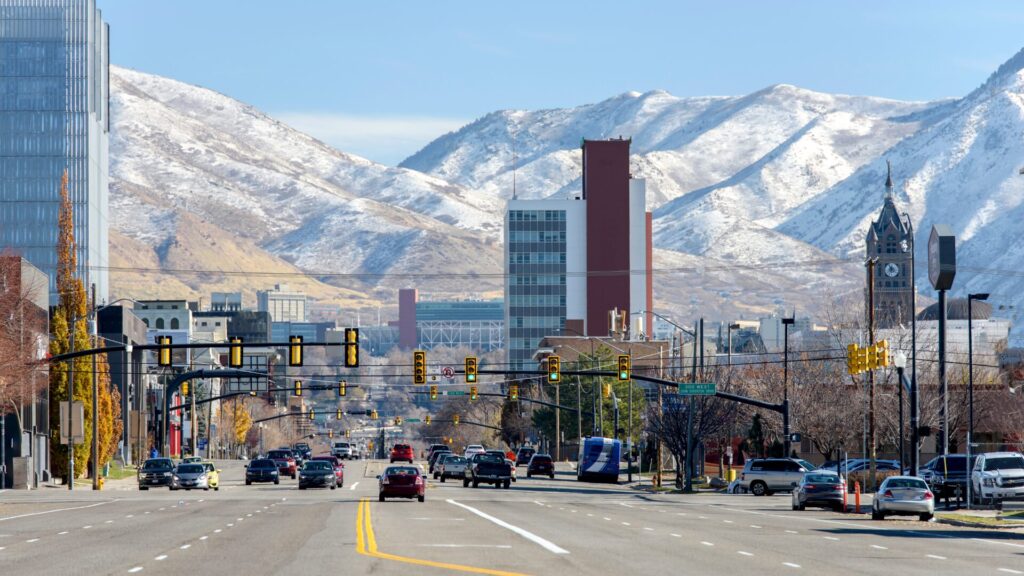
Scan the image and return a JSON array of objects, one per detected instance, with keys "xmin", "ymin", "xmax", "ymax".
[
  {"xmin": 436, "ymin": 454, "xmax": 468, "ymax": 482},
  {"xmin": 170, "ymin": 463, "xmax": 211, "ymax": 491},
  {"xmin": 378, "ymin": 465, "xmax": 425, "ymax": 502},
  {"xmin": 740, "ymin": 458, "xmax": 817, "ymax": 496},
  {"xmin": 527, "ymin": 454, "xmax": 555, "ymax": 479},
  {"xmin": 298, "ymin": 460, "xmax": 338, "ymax": 490},
  {"xmin": 332, "ymin": 441, "xmax": 353, "ymax": 460},
  {"xmin": 200, "ymin": 461, "xmax": 221, "ymax": 490},
  {"xmin": 922, "ymin": 454, "xmax": 977, "ymax": 498},
  {"xmin": 464, "ymin": 445, "xmax": 486, "ymax": 459},
  {"xmin": 516, "ymin": 447, "xmax": 537, "ymax": 467},
  {"xmin": 872, "ymin": 476, "xmax": 934, "ymax": 521},
  {"xmin": 245, "ymin": 458, "xmax": 280, "ymax": 485},
  {"xmin": 268, "ymin": 449, "xmax": 298, "ymax": 479},
  {"xmin": 971, "ymin": 452, "xmax": 1024, "ymax": 504},
  {"xmin": 791, "ymin": 471, "xmax": 845, "ymax": 512},
  {"xmin": 390, "ymin": 443, "xmax": 414, "ymax": 464},
  {"xmin": 465, "ymin": 453, "xmax": 512, "ymax": 489},
  {"xmin": 429, "ymin": 446, "xmax": 452, "ymax": 475},
  {"xmin": 138, "ymin": 458, "xmax": 175, "ymax": 490},
  {"xmin": 309, "ymin": 455, "xmax": 345, "ymax": 487}
]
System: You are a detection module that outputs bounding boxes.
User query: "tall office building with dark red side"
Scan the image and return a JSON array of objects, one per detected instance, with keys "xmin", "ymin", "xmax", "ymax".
[{"xmin": 505, "ymin": 138, "xmax": 653, "ymax": 370}]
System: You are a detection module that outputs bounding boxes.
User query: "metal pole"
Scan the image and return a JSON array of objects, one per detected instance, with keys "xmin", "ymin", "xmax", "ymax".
[
  {"xmin": 938, "ymin": 289, "xmax": 948, "ymax": 455},
  {"xmin": 67, "ymin": 322, "xmax": 75, "ymax": 490},
  {"xmin": 575, "ymin": 375, "xmax": 582, "ymax": 452},
  {"xmin": 909, "ymin": 222, "xmax": 919, "ymax": 477},
  {"xmin": 967, "ymin": 296, "xmax": 974, "ymax": 509},
  {"xmin": 898, "ymin": 366, "xmax": 905, "ymax": 472},
  {"xmin": 91, "ymin": 284, "xmax": 99, "ymax": 490},
  {"xmin": 867, "ymin": 259, "xmax": 878, "ymax": 491},
  {"xmin": 122, "ymin": 341, "xmax": 129, "ymax": 465},
  {"xmin": 191, "ymin": 381, "xmax": 198, "ymax": 457},
  {"xmin": 910, "ymin": 358, "xmax": 920, "ymax": 477},
  {"xmin": 554, "ymin": 381, "xmax": 560, "ymax": 461},
  {"xmin": 784, "ymin": 320, "xmax": 791, "ymax": 457}
]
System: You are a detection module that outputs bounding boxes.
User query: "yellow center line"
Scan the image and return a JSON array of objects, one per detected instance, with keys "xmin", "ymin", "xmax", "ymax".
[{"xmin": 355, "ymin": 498, "xmax": 531, "ymax": 576}]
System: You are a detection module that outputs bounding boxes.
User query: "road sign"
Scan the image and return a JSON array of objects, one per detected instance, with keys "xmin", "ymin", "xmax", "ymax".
[
  {"xmin": 445, "ymin": 390, "xmax": 466, "ymax": 396},
  {"xmin": 59, "ymin": 401, "xmax": 85, "ymax": 444},
  {"xmin": 405, "ymin": 418, "xmax": 421, "ymax": 423},
  {"xmin": 441, "ymin": 366, "xmax": 455, "ymax": 379},
  {"xmin": 677, "ymin": 382, "xmax": 716, "ymax": 396}
]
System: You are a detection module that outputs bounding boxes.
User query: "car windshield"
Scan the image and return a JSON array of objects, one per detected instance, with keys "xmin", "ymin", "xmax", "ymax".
[
  {"xmin": 202, "ymin": 463, "xmax": 215, "ymax": 471},
  {"xmin": 984, "ymin": 456, "xmax": 1024, "ymax": 471},
  {"xmin": 251, "ymin": 459, "xmax": 276, "ymax": 469},
  {"xmin": 385, "ymin": 467, "xmax": 418, "ymax": 476},
  {"xmin": 177, "ymin": 464, "xmax": 204, "ymax": 473},
  {"xmin": 797, "ymin": 459, "xmax": 817, "ymax": 471},
  {"xmin": 304, "ymin": 461, "xmax": 332, "ymax": 471},
  {"xmin": 393, "ymin": 444, "xmax": 410, "ymax": 451},
  {"xmin": 885, "ymin": 478, "xmax": 928, "ymax": 489},
  {"xmin": 143, "ymin": 459, "xmax": 172, "ymax": 470},
  {"xmin": 268, "ymin": 451, "xmax": 290, "ymax": 459},
  {"xmin": 804, "ymin": 474, "xmax": 840, "ymax": 484},
  {"xmin": 444, "ymin": 456, "xmax": 467, "ymax": 464},
  {"xmin": 477, "ymin": 454, "xmax": 504, "ymax": 464},
  {"xmin": 532, "ymin": 456, "xmax": 552, "ymax": 463}
]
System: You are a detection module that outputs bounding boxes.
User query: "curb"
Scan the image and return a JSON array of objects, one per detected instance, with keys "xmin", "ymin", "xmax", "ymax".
[{"xmin": 934, "ymin": 516, "xmax": 1024, "ymax": 530}]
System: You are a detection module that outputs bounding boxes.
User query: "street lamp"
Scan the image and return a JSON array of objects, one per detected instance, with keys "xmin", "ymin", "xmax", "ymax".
[
  {"xmin": 782, "ymin": 317, "xmax": 795, "ymax": 457},
  {"xmin": 966, "ymin": 292, "xmax": 989, "ymax": 509},
  {"xmin": 893, "ymin": 351, "xmax": 907, "ymax": 473}
]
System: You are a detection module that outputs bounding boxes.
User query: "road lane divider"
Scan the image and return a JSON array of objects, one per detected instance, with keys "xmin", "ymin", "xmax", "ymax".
[
  {"xmin": 0, "ymin": 500, "xmax": 116, "ymax": 523},
  {"xmin": 356, "ymin": 499, "xmax": 529, "ymax": 576},
  {"xmin": 446, "ymin": 499, "xmax": 569, "ymax": 555}
]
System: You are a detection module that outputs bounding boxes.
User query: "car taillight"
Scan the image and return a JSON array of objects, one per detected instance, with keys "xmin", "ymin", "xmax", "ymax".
[
  {"xmin": 805, "ymin": 484, "xmax": 816, "ymax": 490},
  {"xmin": 924, "ymin": 491, "xmax": 933, "ymax": 500},
  {"xmin": 381, "ymin": 476, "xmax": 390, "ymax": 485},
  {"xmin": 883, "ymin": 490, "xmax": 894, "ymax": 498},
  {"xmin": 415, "ymin": 476, "xmax": 423, "ymax": 486}
]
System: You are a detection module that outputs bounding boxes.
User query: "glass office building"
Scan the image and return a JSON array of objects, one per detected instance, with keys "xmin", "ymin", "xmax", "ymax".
[{"xmin": 0, "ymin": 0, "xmax": 110, "ymax": 304}]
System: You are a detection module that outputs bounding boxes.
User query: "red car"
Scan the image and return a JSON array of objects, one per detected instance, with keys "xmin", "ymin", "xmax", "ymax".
[
  {"xmin": 390, "ymin": 443, "xmax": 414, "ymax": 463},
  {"xmin": 267, "ymin": 449, "xmax": 297, "ymax": 479},
  {"xmin": 310, "ymin": 455, "xmax": 345, "ymax": 487},
  {"xmin": 378, "ymin": 465, "xmax": 425, "ymax": 502}
]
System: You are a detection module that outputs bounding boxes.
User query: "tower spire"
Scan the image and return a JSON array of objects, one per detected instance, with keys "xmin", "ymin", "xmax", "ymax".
[{"xmin": 885, "ymin": 159, "xmax": 894, "ymax": 197}]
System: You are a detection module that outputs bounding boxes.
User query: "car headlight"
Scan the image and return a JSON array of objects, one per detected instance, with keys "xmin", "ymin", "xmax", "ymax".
[
  {"xmin": 163, "ymin": 471, "xmax": 172, "ymax": 477},
  {"xmin": 984, "ymin": 477, "xmax": 996, "ymax": 487},
  {"xmin": 996, "ymin": 477, "xmax": 1003, "ymax": 486}
]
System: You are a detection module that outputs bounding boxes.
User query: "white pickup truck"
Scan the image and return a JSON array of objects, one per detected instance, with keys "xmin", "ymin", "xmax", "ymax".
[
  {"xmin": 971, "ymin": 451, "xmax": 1024, "ymax": 504},
  {"xmin": 332, "ymin": 441, "xmax": 353, "ymax": 460}
]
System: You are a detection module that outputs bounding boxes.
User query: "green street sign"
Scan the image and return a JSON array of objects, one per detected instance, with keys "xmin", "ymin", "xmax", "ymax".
[
  {"xmin": 678, "ymin": 382, "xmax": 716, "ymax": 396},
  {"xmin": 405, "ymin": 418, "xmax": 421, "ymax": 423},
  {"xmin": 446, "ymin": 390, "xmax": 466, "ymax": 396}
]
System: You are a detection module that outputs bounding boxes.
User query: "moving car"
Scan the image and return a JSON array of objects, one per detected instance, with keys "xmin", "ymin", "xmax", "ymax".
[
  {"xmin": 293, "ymin": 442, "xmax": 312, "ymax": 462},
  {"xmin": 740, "ymin": 458, "xmax": 817, "ymax": 496},
  {"xmin": 465, "ymin": 453, "xmax": 512, "ymax": 489},
  {"xmin": 577, "ymin": 437, "xmax": 621, "ymax": 483},
  {"xmin": 310, "ymin": 455, "xmax": 345, "ymax": 487},
  {"xmin": 332, "ymin": 441, "xmax": 354, "ymax": 460},
  {"xmin": 268, "ymin": 449, "xmax": 298, "ymax": 479},
  {"xmin": 201, "ymin": 461, "xmax": 221, "ymax": 490},
  {"xmin": 971, "ymin": 451, "xmax": 1024, "ymax": 504},
  {"xmin": 872, "ymin": 476, "xmax": 934, "ymax": 521},
  {"xmin": 181, "ymin": 456, "xmax": 202, "ymax": 464},
  {"xmin": 378, "ymin": 465, "xmax": 425, "ymax": 502},
  {"xmin": 171, "ymin": 463, "xmax": 211, "ymax": 491},
  {"xmin": 298, "ymin": 460, "xmax": 338, "ymax": 490},
  {"xmin": 436, "ymin": 454, "xmax": 468, "ymax": 482},
  {"xmin": 428, "ymin": 446, "xmax": 451, "ymax": 474},
  {"xmin": 390, "ymin": 443, "xmax": 414, "ymax": 464},
  {"xmin": 516, "ymin": 446, "xmax": 536, "ymax": 467},
  {"xmin": 464, "ymin": 445, "xmax": 486, "ymax": 459},
  {"xmin": 791, "ymin": 471, "xmax": 845, "ymax": 511},
  {"xmin": 138, "ymin": 458, "xmax": 175, "ymax": 490},
  {"xmin": 245, "ymin": 458, "xmax": 281, "ymax": 485},
  {"xmin": 527, "ymin": 454, "xmax": 555, "ymax": 479}
]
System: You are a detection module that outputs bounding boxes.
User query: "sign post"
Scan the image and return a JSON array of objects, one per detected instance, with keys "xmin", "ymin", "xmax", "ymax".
[{"xmin": 928, "ymin": 224, "xmax": 956, "ymax": 456}]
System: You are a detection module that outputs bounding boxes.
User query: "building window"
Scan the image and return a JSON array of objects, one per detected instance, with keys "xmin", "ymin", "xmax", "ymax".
[
  {"xmin": 155, "ymin": 318, "xmax": 165, "ymax": 329},
  {"xmin": 171, "ymin": 318, "xmax": 180, "ymax": 330}
]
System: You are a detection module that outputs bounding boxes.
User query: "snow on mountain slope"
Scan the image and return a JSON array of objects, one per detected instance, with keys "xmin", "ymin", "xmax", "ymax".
[{"xmin": 109, "ymin": 67, "xmax": 503, "ymax": 303}]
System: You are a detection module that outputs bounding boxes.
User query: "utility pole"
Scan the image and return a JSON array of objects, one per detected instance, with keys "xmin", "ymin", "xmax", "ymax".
[
  {"xmin": 91, "ymin": 283, "xmax": 100, "ymax": 490},
  {"xmin": 554, "ymin": 376, "xmax": 560, "ymax": 461},
  {"xmin": 864, "ymin": 260, "xmax": 880, "ymax": 487},
  {"xmin": 67, "ymin": 320, "xmax": 75, "ymax": 490}
]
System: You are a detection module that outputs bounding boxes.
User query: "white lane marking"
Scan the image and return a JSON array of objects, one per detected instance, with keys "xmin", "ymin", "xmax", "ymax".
[
  {"xmin": 180, "ymin": 544, "xmax": 191, "ymax": 550},
  {"xmin": 671, "ymin": 533, "xmax": 681, "ymax": 538},
  {"xmin": 199, "ymin": 536, "xmax": 208, "ymax": 541},
  {"xmin": 227, "ymin": 523, "xmax": 234, "ymax": 527},
  {"xmin": 198, "ymin": 499, "xmax": 204, "ymax": 502},
  {"xmin": 558, "ymin": 508, "xmax": 564, "ymax": 511},
  {"xmin": 246, "ymin": 514, "xmax": 252, "ymax": 517},
  {"xmin": 603, "ymin": 517, "xmax": 611, "ymax": 521},
  {"xmin": 750, "ymin": 525, "xmax": 761, "ymax": 529},
  {"xmin": 701, "ymin": 541, "xmax": 714, "ymax": 546},
  {"xmin": 158, "ymin": 508, "xmax": 165, "ymax": 511},
  {"xmin": 128, "ymin": 567, "xmax": 143, "ymax": 573},
  {"xmin": 972, "ymin": 538, "xmax": 1024, "ymax": 550},
  {"xmin": 783, "ymin": 562, "xmax": 801, "ymax": 568},
  {"xmin": 144, "ymin": 512, "xmax": 150, "ymax": 515},
  {"xmin": 350, "ymin": 482, "xmax": 359, "ymax": 490},
  {"xmin": 619, "ymin": 503, "xmax": 634, "ymax": 508},
  {"xmin": 155, "ymin": 555, "xmax": 167, "ymax": 561},
  {"xmin": 105, "ymin": 520, "xmax": 114, "ymax": 524},
  {"xmin": 26, "ymin": 538, "xmax": 39, "ymax": 543},
  {"xmin": 236, "ymin": 517, "xmax": 243, "ymax": 522},
  {"xmin": 698, "ymin": 516, "xmax": 708, "ymax": 519},
  {"xmin": 738, "ymin": 551, "xmax": 754, "ymax": 556},
  {"xmin": 677, "ymin": 512, "xmax": 687, "ymax": 516},
  {"xmin": 0, "ymin": 500, "xmax": 114, "ymax": 522},
  {"xmin": 418, "ymin": 544, "xmax": 513, "ymax": 549},
  {"xmin": 571, "ymin": 510, "xmax": 577, "ymax": 513},
  {"xmin": 824, "ymin": 536, "xmax": 840, "ymax": 541},
  {"xmin": 643, "ymin": 527, "xmax": 654, "ymax": 531},
  {"xmin": 533, "ymin": 501, "xmax": 545, "ymax": 507},
  {"xmin": 587, "ymin": 513, "xmax": 594, "ymax": 517},
  {"xmin": 785, "ymin": 530, "xmax": 799, "ymax": 534},
  {"xmin": 214, "ymin": 529, "xmax": 222, "ymax": 533},
  {"xmin": 125, "ymin": 515, "xmax": 133, "ymax": 518},
  {"xmin": 58, "ymin": 531, "xmax": 69, "ymax": 535},
  {"xmin": 622, "ymin": 522, "xmax": 631, "ymax": 526},
  {"xmin": 0, "ymin": 546, "xmax": 5, "ymax": 550},
  {"xmin": 83, "ymin": 525, "xmax": 92, "ymax": 529},
  {"xmin": 926, "ymin": 555, "xmax": 946, "ymax": 560},
  {"xmin": 446, "ymin": 499, "xmax": 569, "ymax": 555},
  {"xmin": 723, "ymin": 520, "xmax": 734, "ymax": 524},
  {"xmin": 871, "ymin": 545, "xmax": 888, "ymax": 550},
  {"xmin": 998, "ymin": 570, "xmax": 1023, "ymax": 575}
]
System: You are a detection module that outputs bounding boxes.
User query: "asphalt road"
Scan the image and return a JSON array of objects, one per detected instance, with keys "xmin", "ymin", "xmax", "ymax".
[{"xmin": 2, "ymin": 460, "xmax": 1023, "ymax": 575}]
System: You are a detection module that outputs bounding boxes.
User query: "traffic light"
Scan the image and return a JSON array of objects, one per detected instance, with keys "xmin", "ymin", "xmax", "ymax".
[
  {"xmin": 413, "ymin": 350, "xmax": 426, "ymax": 384},
  {"xmin": 877, "ymin": 340, "xmax": 890, "ymax": 368},
  {"xmin": 345, "ymin": 429, "xmax": 351, "ymax": 438},
  {"xmin": 866, "ymin": 344, "xmax": 878, "ymax": 371},
  {"xmin": 465, "ymin": 356, "xmax": 478, "ymax": 383},
  {"xmin": 158, "ymin": 335, "xmax": 172, "ymax": 367},
  {"xmin": 547, "ymin": 355, "xmax": 561, "ymax": 383},
  {"xmin": 603, "ymin": 383, "xmax": 612, "ymax": 398},
  {"xmin": 229, "ymin": 336, "xmax": 243, "ymax": 368},
  {"xmin": 289, "ymin": 335, "xmax": 303, "ymax": 366},
  {"xmin": 509, "ymin": 383, "xmax": 519, "ymax": 401},
  {"xmin": 858, "ymin": 347, "xmax": 869, "ymax": 373},
  {"xmin": 430, "ymin": 384, "xmax": 438, "ymax": 400},
  {"xmin": 453, "ymin": 414, "xmax": 460, "ymax": 426},
  {"xmin": 617, "ymin": 355, "xmax": 631, "ymax": 381},
  {"xmin": 470, "ymin": 385, "xmax": 478, "ymax": 401},
  {"xmin": 309, "ymin": 408, "xmax": 315, "ymax": 421},
  {"xmin": 294, "ymin": 380, "xmax": 303, "ymax": 397},
  {"xmin": 336, "ymin": 408, "xmax": 343, "ymax": 419},
  {"xmin": 394, "ymin": 416, "xmax": 402, "ymax": 426},
  {"xmin": 846, "ymin": 344, "xmax": 859, "ymax": 375},
  {"xmin": 338, "ymin": 380, "xmax": 347, "ymax": 397},
  {"xmin": 344, "ymin": 328, "xmax": 359, "ymax": 368},
  {"xmin": 425, "ymin": 415, "xmax": 431, "ymax": 424},
  {"xmin": 371, "ymin": 409, "xmax": 378, "ymax": 420},
  {"xmin": 180, "ymin": 382, "xmax": 189, "ymax": 396},
  {"xmin": 328, "ymin": 429, "xmax": 334, "ymax": 439}
]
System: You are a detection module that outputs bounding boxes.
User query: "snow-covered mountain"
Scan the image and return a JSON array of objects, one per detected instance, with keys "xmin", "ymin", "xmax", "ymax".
[{"xmin": 110, "ymin": 48, "xmax": 1024, "ymax": 336}]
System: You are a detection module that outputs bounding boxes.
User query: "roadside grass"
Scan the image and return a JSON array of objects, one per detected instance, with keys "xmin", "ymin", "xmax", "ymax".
[{"xmin": 936, "ymin": 510, "xmax": 1024, "ymax": 527}]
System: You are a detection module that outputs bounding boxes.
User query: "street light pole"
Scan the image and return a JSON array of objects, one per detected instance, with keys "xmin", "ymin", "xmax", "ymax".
[
  {"xmin": 782, "ymin": 317, "xmax": 795, "ymax": 457},
  {"xmin": 894, "ymin": 351, "xmax": 907, "ymax": 473},
  {"xmin": 967, "ymin": 292, "xmax": 989, "ymax": 510}
]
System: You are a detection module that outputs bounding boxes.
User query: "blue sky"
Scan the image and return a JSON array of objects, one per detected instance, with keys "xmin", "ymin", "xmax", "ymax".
[{"xmin": 99, "ymin": 0, "xmax": 1024, "ymax": 165}]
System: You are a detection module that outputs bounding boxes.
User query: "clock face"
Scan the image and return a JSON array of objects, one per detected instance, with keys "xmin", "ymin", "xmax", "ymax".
[{"xmin": 884, "ymin": 262, "xmax": 900, "ymax": 278}]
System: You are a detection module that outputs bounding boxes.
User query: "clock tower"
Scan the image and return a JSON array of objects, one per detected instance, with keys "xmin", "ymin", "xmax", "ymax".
[{"xmin": 866, "ymin": 161, "xmax": 914, "ymax": 329}]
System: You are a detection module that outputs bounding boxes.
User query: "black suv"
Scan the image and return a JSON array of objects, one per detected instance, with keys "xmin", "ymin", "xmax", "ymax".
[
  {"xmin": 516, "ymin": 447, "xmax": 537, "ymax": 467},
  {"xmin": 921, "ymin": 454, "xmax": 977, "ymax": 498},
  {"xmin": 138, "ymin": 458, "xmax": 175, "ymax": 490},
  {"xmin": 428, "ymin": 446, "xmax": 451, "ymax": 475},
  {"xmin": 245, "ymin": 458, "xmax": 281, "ymax": 485}
]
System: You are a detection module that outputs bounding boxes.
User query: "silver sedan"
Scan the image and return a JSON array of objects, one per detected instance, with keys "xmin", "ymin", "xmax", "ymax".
[{"xmin": 872, "ymin": 476, "xmax": 934, "ymax": 521}]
